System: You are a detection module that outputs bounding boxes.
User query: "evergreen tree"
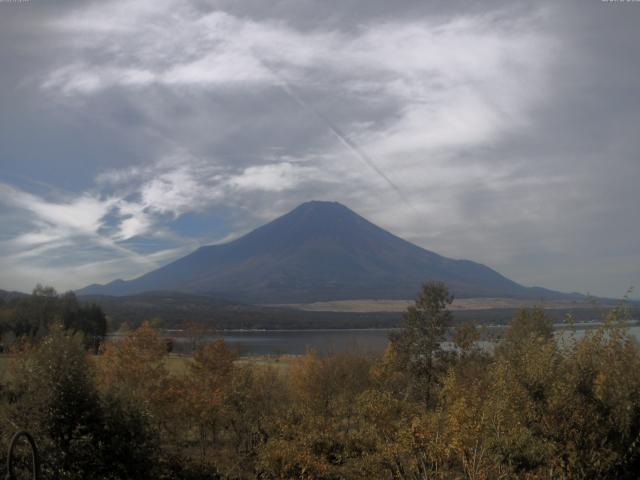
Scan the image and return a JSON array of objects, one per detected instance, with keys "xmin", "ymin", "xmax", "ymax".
[{"xmin": 390, "ymin": 281, "xmax": 453, "ymax": 405}]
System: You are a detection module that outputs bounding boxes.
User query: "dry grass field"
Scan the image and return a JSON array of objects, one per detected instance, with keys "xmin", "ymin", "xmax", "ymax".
[
  {"xmin": 163, "ymin": 353, "xmax": 293, "ymax": 376},
  {"xmin": 0, "ymin": 353, "xmax": 293, "ymax": 384},
  {"xmin": 270, "ymin": 297, "xmax": 596, "ymax": 313}
]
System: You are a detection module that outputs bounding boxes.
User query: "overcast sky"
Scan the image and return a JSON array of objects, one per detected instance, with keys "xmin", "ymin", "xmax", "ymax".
[{"xmin": 0, "ymin": 0, "xmax": 638, "ymax": 298}]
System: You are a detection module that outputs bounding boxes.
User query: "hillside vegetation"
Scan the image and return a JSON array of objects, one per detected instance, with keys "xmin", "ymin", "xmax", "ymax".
[
  {"xmin": 0, "ymin": 282, "xmax": 638, "ymax": 479},
  {"xmin": 78, "ymin": 291, "xmax": 620, "ymax": 331}
]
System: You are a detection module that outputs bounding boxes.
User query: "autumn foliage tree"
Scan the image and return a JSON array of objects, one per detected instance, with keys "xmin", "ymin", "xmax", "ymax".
[
  {"xmin": 183, "ymin": 339, "xmax": 236, "ymax": 464},
  {"xmin": 1, "ymin": 285, "xmax": 640, "ymax": 480},
  {"xmin": 97, "ymin": 321, "xmax": 169, "ymax": 401}
]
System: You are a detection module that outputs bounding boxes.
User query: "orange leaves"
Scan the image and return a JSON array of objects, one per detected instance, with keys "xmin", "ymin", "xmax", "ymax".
[
  {"xmin": 96, "ymin": 321, "xmax": 169, "ymax": 401},
  {"xmin": 183, "ymin": 339, "xmax": 236, "ymax": 416}
]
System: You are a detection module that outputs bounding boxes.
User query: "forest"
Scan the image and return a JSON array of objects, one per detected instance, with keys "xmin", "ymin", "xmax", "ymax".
[
  {"xmin": 72, "ymin": 291, "xmax": 617, "ymax": 331},
  {"xmin": 0, "ymin": 283, "xmax": 639, "ymax": 479}
]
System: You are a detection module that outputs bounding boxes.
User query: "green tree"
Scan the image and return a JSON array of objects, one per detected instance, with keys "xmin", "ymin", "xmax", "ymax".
[
  {"xmin": 5, "ymin": 323, "xmax": 164, "ymax": 479},
  {"xmin": 390, "ymin": 281, "xmax": 453, "ymax": 405},
  {"xmin": 3, "ymin": 287, "xmax": 108, "ymax": 348},
  {"xmin": 11, "ymin": 285, "xmax": 58, "ymax": 338},
  {"xmin": 59, "ymin": 292, "xmax": 107, "ymax": 351},
  {"xmin": 10, "ymin": 325, "xmax": 100, "ymax": 479}
]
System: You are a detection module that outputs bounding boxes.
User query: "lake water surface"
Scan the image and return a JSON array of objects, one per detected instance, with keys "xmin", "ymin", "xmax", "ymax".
[
  {"xmin": 166, "ymin": 323, "xmax": 640, "ymax": 356},
  {"xmin": 172, "ymin": 329, "xmax": 393, "ymax": 356}
]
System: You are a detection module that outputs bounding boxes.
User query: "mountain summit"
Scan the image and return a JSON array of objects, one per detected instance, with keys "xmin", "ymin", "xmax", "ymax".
[{"xmin": 77, "ymin": 201, "xmax": 566, "ymax": 302}]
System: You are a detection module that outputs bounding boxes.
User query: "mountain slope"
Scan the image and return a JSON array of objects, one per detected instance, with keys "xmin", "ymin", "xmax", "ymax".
[{"xmin": 77, "ymin": 201, "xmax": 573, "ymax": 303}]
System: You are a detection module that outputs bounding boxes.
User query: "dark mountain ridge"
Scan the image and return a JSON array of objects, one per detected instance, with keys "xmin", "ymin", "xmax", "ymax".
[
  {"xmin": 77, "ymin": 201, "xmax": 580, "ymax": 303},
  {"xmin": 0, "ymin": 289, "xmax": 29, "ymax": 302}
]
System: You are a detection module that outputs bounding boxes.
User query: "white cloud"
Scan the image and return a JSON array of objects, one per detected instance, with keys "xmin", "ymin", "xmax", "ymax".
[
  {"xmin": 14, "ymin": 0, "xmax": 619, "ymax": 295},
  {"xmin": 0, "ymin": 183, "xmax": 115, "ymax": 239},
  {"xmin": 43, "ymin": 1, "xmax": 551, "ymax": 156},
  {"xmin": 229, "ymin": 162, "xmax": 316, "ymax": 192},
  {"xmin": 40, "ymin": 1, "xmax": 554, "ymax": 218},
  {"xmin": 0, "ymin": 149, "xmax": 324, "ymax": 291}
]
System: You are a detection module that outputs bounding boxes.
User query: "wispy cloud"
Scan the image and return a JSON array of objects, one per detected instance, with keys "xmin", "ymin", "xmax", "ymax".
[
  {"xmin": 41, "ymin": 1, "xmax": 555, "ymax": 213},
  {"xmin": 43, "ymin": 2, "xmax": 552, "ymax": 160},
  {"xmin": 3, "ymin": 1, "xmax": 557, "ymax": 291},
  {"xmin": 2, "ymin": 0, "xmax": 637, "ymax": 297},
  {"xmin": 0, "ymin": 150, "xmax": 323, "ymax": 289}
]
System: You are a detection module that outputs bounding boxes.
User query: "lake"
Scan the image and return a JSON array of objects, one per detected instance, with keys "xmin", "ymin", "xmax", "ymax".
[
  {"xmin": 164, "ymin": 322, "xmax": 640, "ymax": 356},
  {"xmin": 170, "ymin": 328, "xmax": 394, "ymax": 356}
]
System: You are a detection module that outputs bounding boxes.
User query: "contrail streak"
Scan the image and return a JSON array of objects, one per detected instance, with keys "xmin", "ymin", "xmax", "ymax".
[{"xmin": 253, "ymin": 53, "xmax": 414, "ymax": 209}]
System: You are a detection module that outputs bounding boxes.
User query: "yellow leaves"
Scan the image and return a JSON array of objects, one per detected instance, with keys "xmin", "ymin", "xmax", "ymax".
[
  {"xmin": 436, "ymin": 369, "xmax": 494, "ymax": 478},
  {"xmin": 290, "ymin": 350, "xmax": 373, "ymax": 415},
  {"xmin": 258, "ymin": 437, "xmax": 332, "ymax": 480},
  {"xmin": 259, "ymin": 352, "xmax": 398, "ymax": 479},
  {"xmin": 170, "ymin": 339, "xmax": 240, "ymax": 464},
  {"xmin": 356, "ymin": 389, "xmax": 413, "ymax": 444},
  {"xmin": 181, "ymin": 339, "xmax": 236, "ymax": 425},
  {"xmin": 190, "ymin": 338, "xmax": 235, "ymax": 379},
  {"xmin": 370, "ymin": 343, "xmax": 410, "ymax": 397},
  {"xmin": 9, "ymin": 306, "xmax": 640, "ymax": 479},
  {"xmin": 453, "ymin": 322, "xmax": 481, "ymax": 353},
  {"xmin": 96, "ymin": 321, "xmax": 169, "ymax": 402}
]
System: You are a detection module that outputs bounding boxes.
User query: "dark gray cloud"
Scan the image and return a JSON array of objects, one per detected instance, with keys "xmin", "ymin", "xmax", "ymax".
[{"xmin": 0, "ymin": 0, "xmax": 638, "ymax": 298}]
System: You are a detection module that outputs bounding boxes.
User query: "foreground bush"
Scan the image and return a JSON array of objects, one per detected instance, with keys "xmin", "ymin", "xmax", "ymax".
[{"xmin": 0, "ymin": 294, "xmax": 639, "ymax": 479}]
